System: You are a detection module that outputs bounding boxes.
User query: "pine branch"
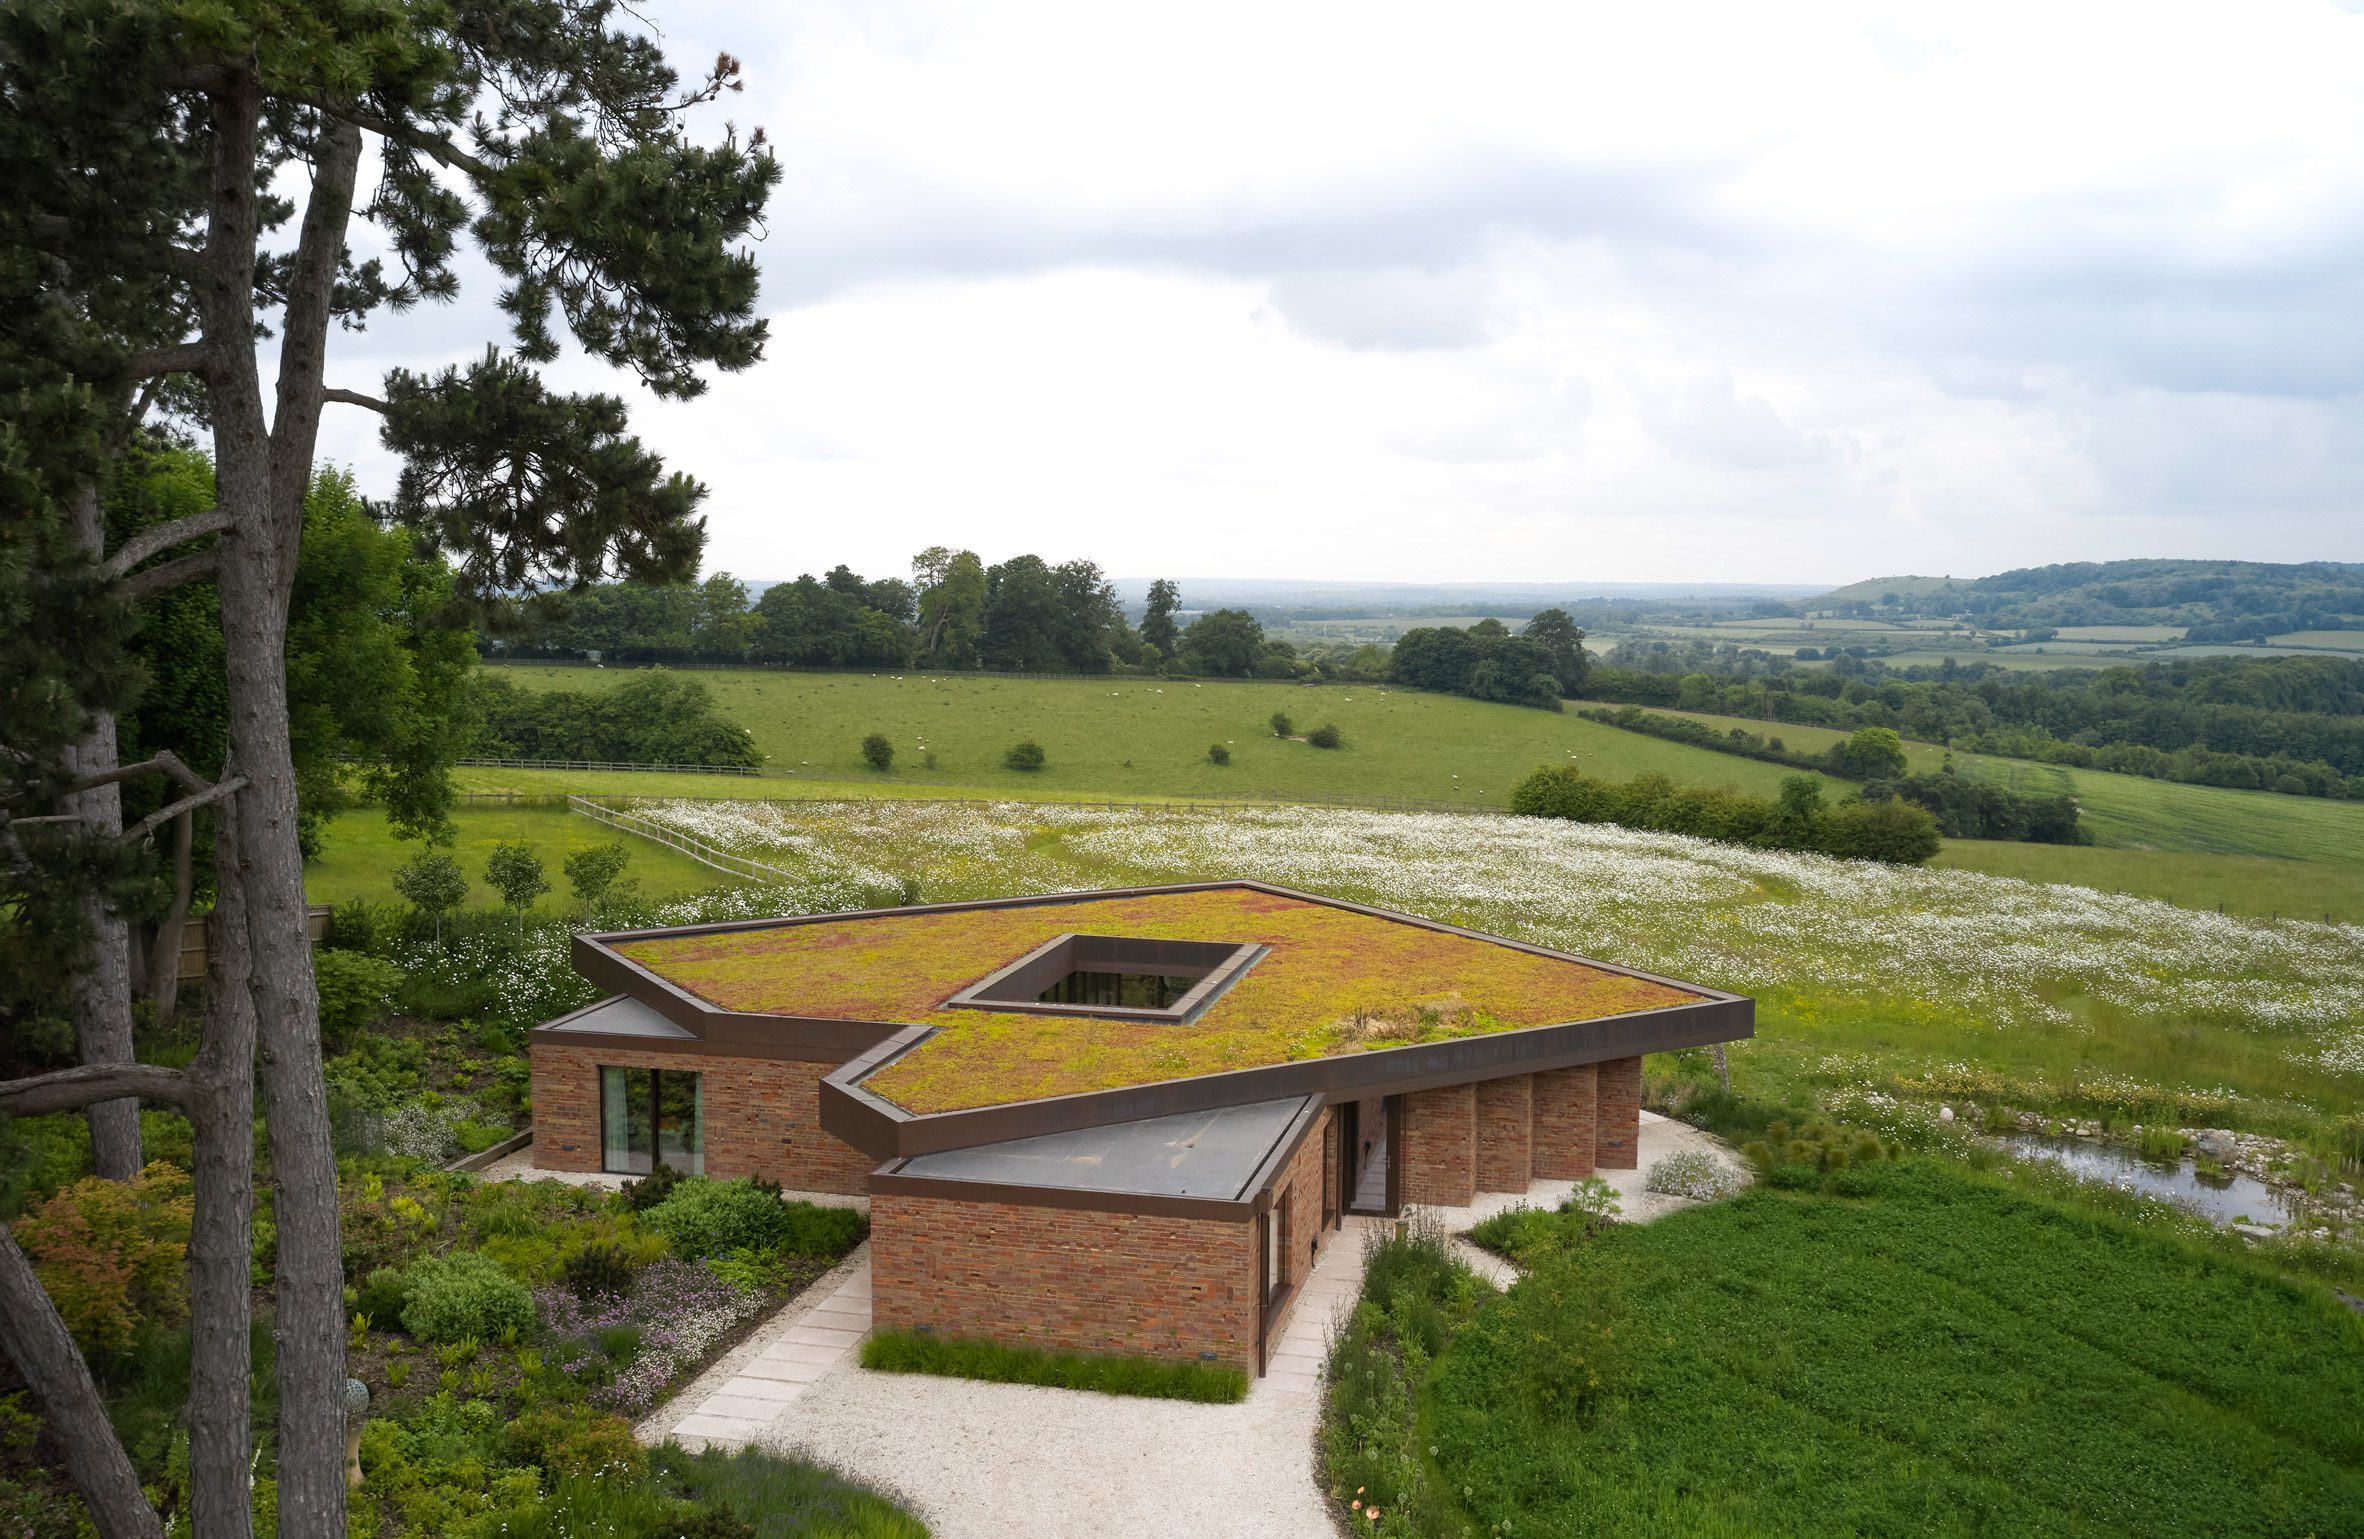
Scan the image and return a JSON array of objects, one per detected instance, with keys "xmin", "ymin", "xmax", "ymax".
[
  {"xmin": 126, "ymin": 341, "xmax": 213, "ymax": 379},
  {"xmin": 332, "ymin": 106, "xmax": 494, "ymax": 179},
  {"xmin": 64, "ymin": 749, "xmax": 211, "ymax": 797},
  {"xmin": 119, "ymin": 549, "xmax": 220, "ymax": 600},
  {"xmin": 101, "ymin": 506, "xmax": 229, "ymax": 579},
  {"xmin": 0, "ymin": 1062, "xmax": 190, "ymax": 1117},
  {"xmin": 118, "ymin": 776, "xmax": 246, "ymax": 846},
  {"xmin": 321, "ymin": 387, "xmax": 390, "ymax": 413}
]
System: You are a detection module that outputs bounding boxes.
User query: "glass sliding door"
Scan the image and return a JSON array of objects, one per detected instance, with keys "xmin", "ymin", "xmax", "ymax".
[
  {"xmin": 599, "ymin": 1066, "xmax": 703, "ymax": 1176},
  {"xmin": 656, "ymin": 1069, "xmax": 704, "ymax": 1175}
]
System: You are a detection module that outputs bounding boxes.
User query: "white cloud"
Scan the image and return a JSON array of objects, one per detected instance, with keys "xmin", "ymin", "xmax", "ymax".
[{"xmin": 308, "ymin": 0, "xmax": 2364, "ymax": 585}]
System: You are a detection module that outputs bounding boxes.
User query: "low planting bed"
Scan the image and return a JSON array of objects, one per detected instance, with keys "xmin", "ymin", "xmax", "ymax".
[
  {"xmin": 859, "ymin": 1330, "xmax": 1248, "ymax": 1404},
  {"xmin": 337, "ymin": 1165, "xmax": 870, "ymax": 1533},
  {"xmin": 1324, "ymin": 1158, "xmax": 2364, "ymax": 1537}
]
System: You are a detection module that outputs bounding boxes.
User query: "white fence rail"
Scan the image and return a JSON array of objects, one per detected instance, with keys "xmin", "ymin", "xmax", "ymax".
[{"xmin": 566, "ymin": 795, "xmax": 798, "ymax": 884}]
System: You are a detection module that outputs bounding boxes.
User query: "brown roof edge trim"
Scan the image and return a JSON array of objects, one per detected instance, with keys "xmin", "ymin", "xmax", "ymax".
[
  {"xmin": 819, "ymin": 1026, "xmax": 935, "ymax": 1155},
  {"xmin": 570, "ymin": 879, "xmax": 1742, "ymax": 1017},
  {"xmin": 582, "ymin": 881, "xmax": 1255, "ymax": 947},
  {"xmin": 867, "ymin": 1162, "xmax": 1271, "ymax": 1223},
  {"xmin": 821, "ymin": 993, "xmax": 1751, "ymax": 1159},
  {"xmin": 1240, "ymin": 1097, "xmax": 1326, "ymax": 1214}
]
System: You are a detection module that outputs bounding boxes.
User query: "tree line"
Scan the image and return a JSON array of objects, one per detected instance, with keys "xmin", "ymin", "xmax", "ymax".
[
  {"xmin": 1575, "ymin": 708, "xmax": 2087, "ymax": 843},
  {"xmin": 1590, "ymin": 642, "xmax": 2364, "ymax": 800},
  {"xmin": 495, "ymin": 558, "xmax": 1407, "ymax": 680},
  {"xmin": 1509, "ymin": 766, "xmax": 1944, "ymax": 864}
]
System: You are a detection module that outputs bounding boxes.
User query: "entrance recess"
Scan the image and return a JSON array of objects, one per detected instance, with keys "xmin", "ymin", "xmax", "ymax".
[{"xmin": 1339, "ymin": 1094, "xmax": 1399, "ymax": 1217}]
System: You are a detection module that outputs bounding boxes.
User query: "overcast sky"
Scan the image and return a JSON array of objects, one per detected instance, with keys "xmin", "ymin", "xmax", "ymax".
[{"xmin": 311, "ymin": 1, "xmax": 2364, "ymax": 587}]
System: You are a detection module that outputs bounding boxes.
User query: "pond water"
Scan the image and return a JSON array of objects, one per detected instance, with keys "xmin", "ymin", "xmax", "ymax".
[{"xmin": 1996, "ymin": 1134, "xmax": 2295, "ymax": 1228}]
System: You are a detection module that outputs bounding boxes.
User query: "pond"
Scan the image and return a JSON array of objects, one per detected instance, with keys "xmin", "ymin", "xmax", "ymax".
[{"xmin": 1996, "ymin": 1134, "xmax": 2295, "ymax": 1228}]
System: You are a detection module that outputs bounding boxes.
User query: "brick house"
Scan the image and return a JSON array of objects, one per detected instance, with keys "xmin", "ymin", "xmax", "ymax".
[{"xmin": 529, "ymin": 881, "xmax": 1749, "ymax": 1374}]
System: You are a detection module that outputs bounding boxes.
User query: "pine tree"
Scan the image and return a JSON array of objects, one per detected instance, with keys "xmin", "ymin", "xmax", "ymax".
[{"xmin": 0, "ymin": 5, "xmax": 778, "ymax": 1533}]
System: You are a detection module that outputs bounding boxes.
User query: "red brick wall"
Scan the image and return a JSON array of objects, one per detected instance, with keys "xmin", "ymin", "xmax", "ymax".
[
  {"xmin": 1595, "ymin": 1054, "xmax": 1642, "ymax": 1170},
  {"xmin": 1262, "ymin": 1109, "xmax": 1331, "ymax": 1343},
  {"xmin": 1401, "ymin": 1083, "xmax": 1476, "ymax": 1207},
  {"xmin": 871, "ymin": 1193, "xmax": 1258, "ymax": 1367},
  {"xmin": 1533, "ymin": 1064, "xmax": 1598, "ymax": 1180},
  {"xmin": 530, "ymin": 1043, "xmax": 873, "ymax": 1195},
  {"xmin": 1474, "ymin": 1074, "xmax": 1533, "ymax": 1193}
]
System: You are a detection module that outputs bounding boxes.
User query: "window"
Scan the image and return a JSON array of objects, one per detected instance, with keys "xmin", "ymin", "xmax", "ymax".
[
  {"xmin": 1265, "ymin": 1200, "xmax": 1287, "ymax": 1303},
  {"xmin": 947, "ymin": 933, "xmax": 1267, "ymax": 1024},
  {"xmin": 600, "ymin": 1066, "xmax": 703, "ymax": 1175}
]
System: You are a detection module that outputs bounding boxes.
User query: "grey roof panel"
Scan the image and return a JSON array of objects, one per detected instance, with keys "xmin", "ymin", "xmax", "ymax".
[
  {"xmin": 537, "ymin": 994, "xmax": 697, "ymax": 1040},
  {"xmin": 896, "ymin": 1096, "xmax": 1312, "ymax": 1201}
]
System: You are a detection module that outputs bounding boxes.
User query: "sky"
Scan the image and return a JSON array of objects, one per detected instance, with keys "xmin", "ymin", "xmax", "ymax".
[{"xmin": 311, "ymin": 0, "xmax": 2364, "ymax": 588}]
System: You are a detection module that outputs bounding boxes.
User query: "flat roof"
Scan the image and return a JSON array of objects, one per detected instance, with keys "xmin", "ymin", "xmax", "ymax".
[
  {"xmin": 537, "ymin": 994, "xmax": 696, "ymax": 1041},
  {"xmin": 893, "ymin": 1096, "xmax": 1312, "ymax": 1201},
  {"xmin": 603, "ymin": 885, "xmax": 1705, "ymax": 1115}
]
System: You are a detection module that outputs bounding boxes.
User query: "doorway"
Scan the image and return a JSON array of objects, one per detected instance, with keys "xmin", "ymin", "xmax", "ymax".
[{"xmin": 1339, "ymin": 1094, "xmax": 1398, "ymax": 1216}]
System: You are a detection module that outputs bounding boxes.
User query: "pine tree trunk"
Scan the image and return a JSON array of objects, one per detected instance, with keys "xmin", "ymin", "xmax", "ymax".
[
  {"xmin": 185, "ymin": 780, "xmax": 256, "ymax": 1539},
  {"xmin": 63, "ymin": 482, "xmax": 143, "ymax": 1182},
  {"xmin": 0, "ymin": 1228, "xmax": 162, "ymax": 1539},
  {"xmin": 201, "ymin": 102, "xmax": 362, "ymax": 1538}
]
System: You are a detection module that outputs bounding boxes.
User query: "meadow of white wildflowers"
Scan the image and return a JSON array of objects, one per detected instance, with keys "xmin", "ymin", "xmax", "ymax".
[{"xmin": 613, "ymin": 799, "xmax": 2364, "ymax": 1071}]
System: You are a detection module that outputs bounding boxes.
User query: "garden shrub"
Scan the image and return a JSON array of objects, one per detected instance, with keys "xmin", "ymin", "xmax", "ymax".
[
  {"xmin": 621, "ymin": 1160, "xmax": 685, "ymax": 1212},
  {"xmin": 1207, "ymin": 743, "xmax": 1230, "ymax": 765},
  {"xmin": 1269, "ymin": 711, "xmax": 1293, "ymax": 737},
  {"xmin": 562, "ymin": 1238, "xmax": 638, "ymax": 1301},
  {"xmin": 641, "ymin": 1179, "xmax": 866, "ymax": 1260},
  {"xmin": 399, "ymin": 1251, "xmax": 535, "ymax": 1342},
  {"xmin": 13, "ymin": 1162, "xmax": 194, "ymax": 1356},
  {"xmin": 860, "ymin": 732, "xmax": 893, "ymax": 771},
  {"xmin": 353, "ymin": 1265, "xmax": 410, "ymax": 1329},
  {"xmin": 1643, "ymin": 1148, "xmax": 1744, "ymax": 1201},
  {"xmin": 1741, "ymin": 1118, "xmax": 1898, "ymax": 1182},
  {"xmin": 653, "ymin": 1444, "xmax": 931, "ymax": 1539},
  {"xmin": 1003, "ymin": 739, "xmax": 1046, "ymax": 771},
  {"xmin": 1306, "ymin": 722, "xmax": 1342, "ymax": 749},
  {"xmin": 501, "ymin": 1406, "xmax": 646, "ymax": 1481},
  {"xmin": 314, "ymin": 949, "xmax": 405, "ymax": 1041}
]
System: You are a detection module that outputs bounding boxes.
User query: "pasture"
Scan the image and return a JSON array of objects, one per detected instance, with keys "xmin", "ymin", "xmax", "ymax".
[
  {"xmin": 1591, "ymin": 702, "xmax": 2364, "ymax": 868},
  {"xmin": 480, "ymin": 663, "xmax": 1814, "ymax": 805},
  {"xmin": 305, "ymin": 800, "xmax": 742, "ymax": 913}
]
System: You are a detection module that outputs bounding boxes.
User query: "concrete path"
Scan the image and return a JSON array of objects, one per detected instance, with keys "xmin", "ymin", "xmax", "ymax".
[
  {"xmin": 632, "ymin": 1110, "xmax": 1745, "ymax": 1538},
  {"xmin": 644, "ymin": 1247, "xmax": 877, "ymax": 1447}
]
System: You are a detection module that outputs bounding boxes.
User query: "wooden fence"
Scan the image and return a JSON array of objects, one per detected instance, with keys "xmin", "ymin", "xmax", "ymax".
[
  {"xmin": 565, "ymin": 796, "xmax": 800, "ymax": 883},
  {"xmin": 458, "ymin": 756, "xmax": 757, "ymax": 776}
]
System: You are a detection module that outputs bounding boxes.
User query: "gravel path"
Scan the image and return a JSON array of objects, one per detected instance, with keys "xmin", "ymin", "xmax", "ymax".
[{"xmin": 633, "ymin": 1111, "xmax": 1744, "ymax": 1538}]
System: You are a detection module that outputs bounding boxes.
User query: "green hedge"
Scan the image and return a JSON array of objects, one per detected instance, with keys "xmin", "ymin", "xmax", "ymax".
[
  {"xmin": 640, "ymin": 1179, "xmax": 868, "ymax": 1260},
  {"xmin": 1510, "ymin": 764, "xmax": 1941, "ymax": 863},
  {"xmin": 860, "ymin": 1329, "xmax": 1248, "ymax": 1403}
]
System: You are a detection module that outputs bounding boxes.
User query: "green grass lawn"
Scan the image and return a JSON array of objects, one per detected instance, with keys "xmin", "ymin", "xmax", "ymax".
[
  {"xmin": 305, "ymin": 802, "xmax": 742, "ymax": 912},
  {"xmin": 1594, "ymin": 701, "xmax": 2364, "ymax": 865},
  {"xmin": 1933, "ymin": 839, "xmax": 2364, "ymax": 922},
  {"xmin": 485, "ymin": 664, "xmax": 1816, "ymax": 805},
  {"xmin": 1413, "ymin": 1162, "xmax": 2364, "ymax": 1539}
]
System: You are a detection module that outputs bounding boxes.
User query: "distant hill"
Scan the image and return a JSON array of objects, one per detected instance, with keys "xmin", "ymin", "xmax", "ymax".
[
  {"xmin": 1809, "ymin": 560, "xmax": 2364, "ymax": 642},
  {"xmin": 1111, "ymin": 577, "xmax": 1828, "ymax": 613}
]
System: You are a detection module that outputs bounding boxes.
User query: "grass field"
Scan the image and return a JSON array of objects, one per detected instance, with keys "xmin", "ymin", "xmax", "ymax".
[
  {"xmin": 484, "ymin": 664, "xmax": 1816, "ymax": 805},
  {"xmin": 2267, "ymin": 630, "xmax": 2364, "ymax": 653},
  {"xmin": 1405, "ymin": 1162, "xmax": 2364, "ymax": 1539},
  {"xmin": 305, "ymin": 801, "xmax": 743, "ymax": 912},
  {"xmin": 1931, "ymin": 840, "xmax": 2364, "ymax": 922},
  {"xmin": 1591, "ymin": 702, "xmax": 2364, "ymax": 868}
]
